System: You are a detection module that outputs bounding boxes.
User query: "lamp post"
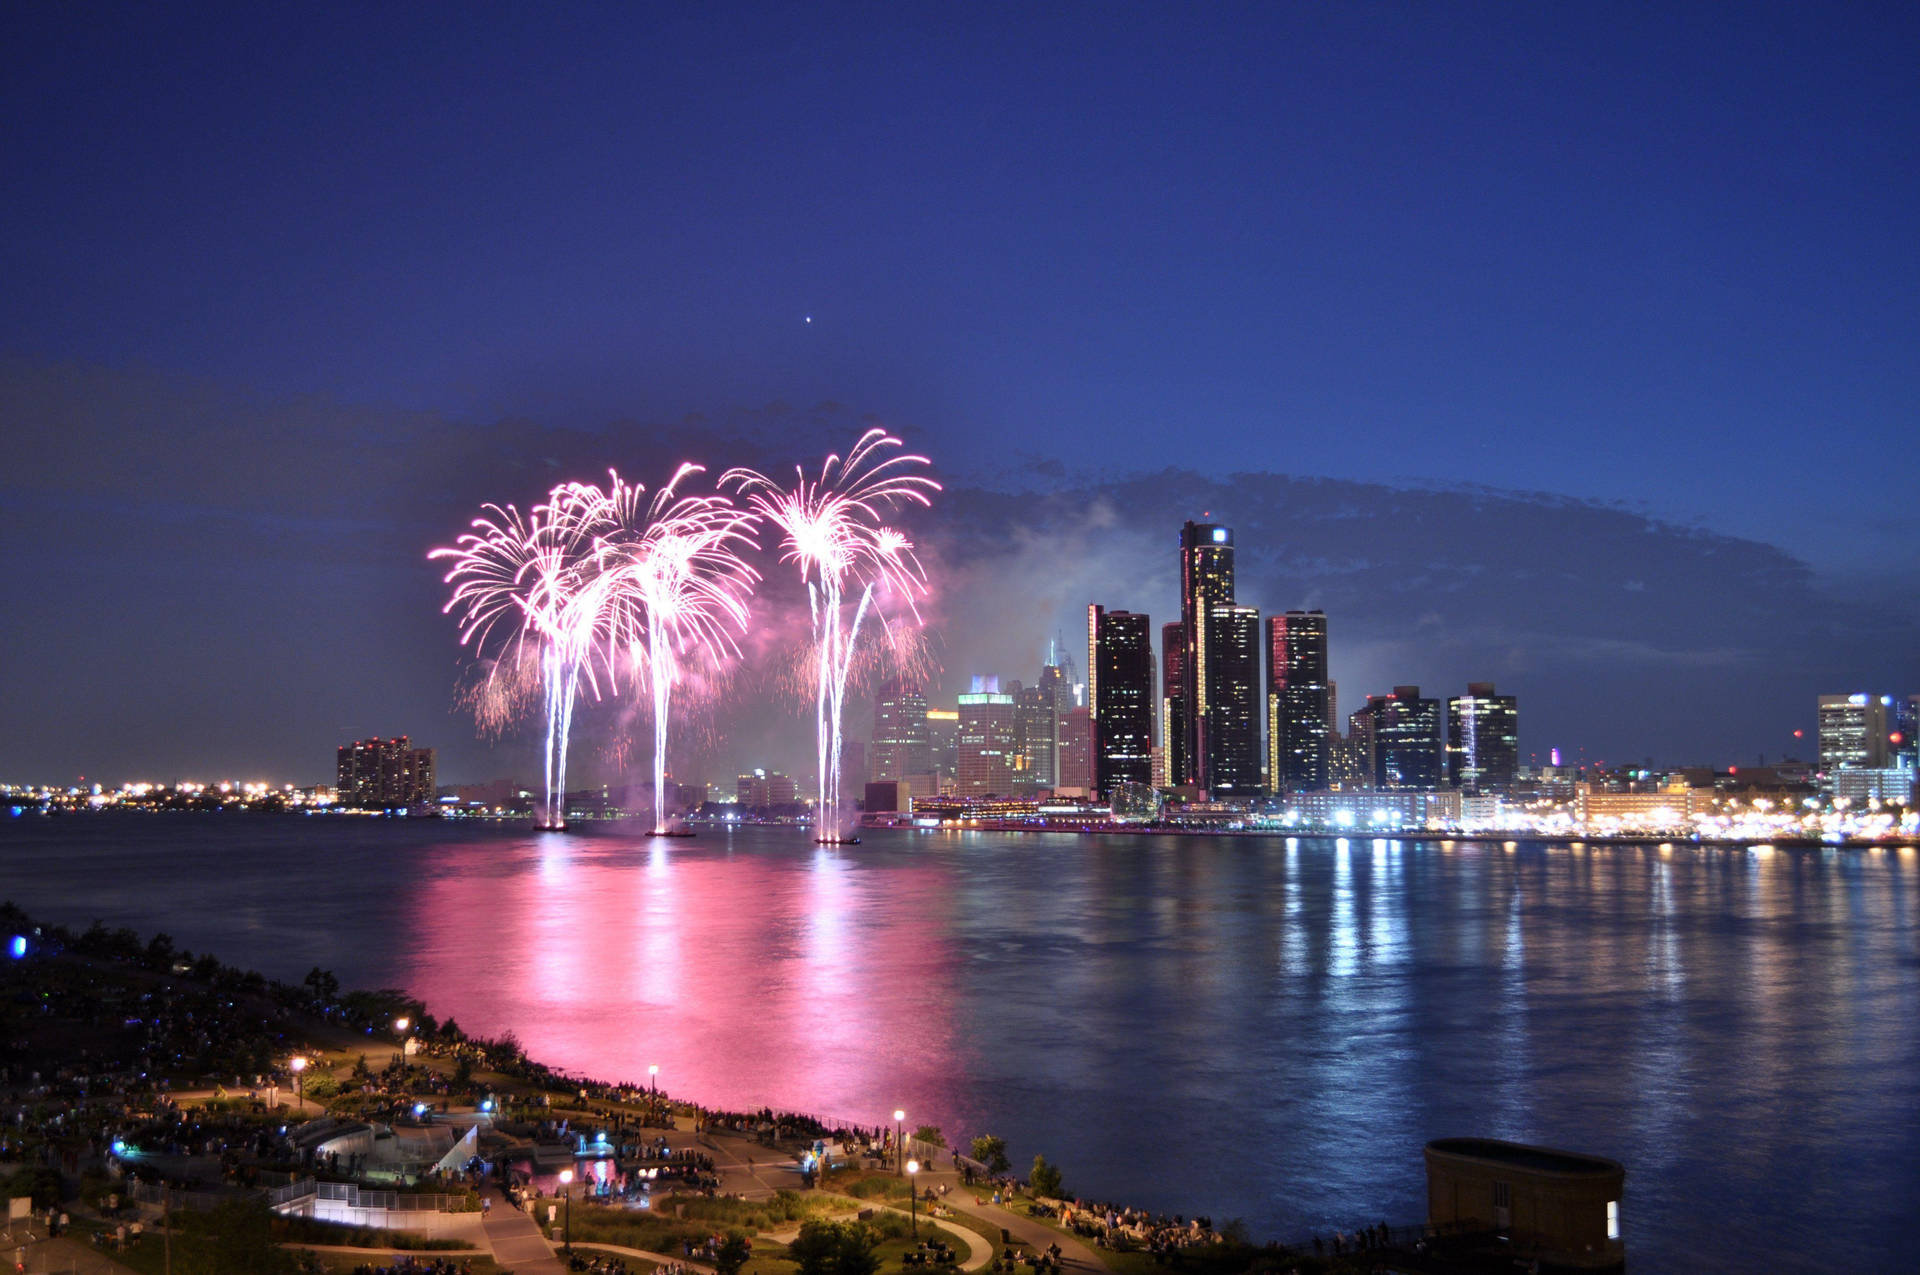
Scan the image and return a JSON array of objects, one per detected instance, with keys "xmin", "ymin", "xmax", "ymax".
[
  {"xmin": 558, "ymin": 1168, "xmax": 574, "ymax": 1255},
  {"xmin": 649, "ymin": 1064, "xmax": 659, "ymax": 1097},
  {"xmin": 893, "ymin": 1109, "xmax": 906, "ymax": 1176},
  {"xmin": 290, "ymin": 1056, "xmax": 308, "ymax": 1113},
  {"xmin": 394, "ymin": 1017, "xmax": 411, "ymax": 1068},
  {"xmin": 907, "ymin": 1159, "xmax": 920, "ymax": 1237}
]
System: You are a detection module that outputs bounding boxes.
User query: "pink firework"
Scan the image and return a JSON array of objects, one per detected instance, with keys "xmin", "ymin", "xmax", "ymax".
[
  {"xmin": 722, "ymin": 429, "xmax": 939, "ymax": 842},
  {"xmin": 608, "ymin": 464, "xmax": 759, "ymax": 833}
]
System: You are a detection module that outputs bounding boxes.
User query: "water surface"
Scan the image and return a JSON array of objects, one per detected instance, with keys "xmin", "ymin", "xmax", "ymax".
[{"xmin": 5, "ymin": 816, "xmax": 1917, "ymax": 1270}]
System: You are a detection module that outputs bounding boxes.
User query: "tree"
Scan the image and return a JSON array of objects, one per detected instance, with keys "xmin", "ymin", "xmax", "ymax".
[
  {"xmin": 788, "ymin": 1220, "xmax": 881, "ymax": 1275},
  {"xmin": 714, "ymin": 1232, "xmax": 753, "ymax": 1275},
  {"xmin": 911, "ymin": 1125, "xmax": 945, "ymax": 1149},
  {"xmin": 1029, "ymin": 1154, "xmax": 1063, "ymax": 1200},
  {"xmin": 303, "ymin": 966, "xmax": 340, "ymax": 1002},
  {"xmin": 970, "ymin": 1135, "xmax": 1010, "ymax": 1176}
]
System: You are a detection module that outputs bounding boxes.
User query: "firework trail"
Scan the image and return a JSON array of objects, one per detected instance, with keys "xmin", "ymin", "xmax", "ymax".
[
  {"xmin": 609, "ymin": 464, "xmax": 759, "ymax": 834},
  {"xmin": 431, "ymin": 481, "xmax": 628, "ymax": 829},
  {"xmin": 723, "ymin": 429, "xmax": 938, "ymax": 842}
]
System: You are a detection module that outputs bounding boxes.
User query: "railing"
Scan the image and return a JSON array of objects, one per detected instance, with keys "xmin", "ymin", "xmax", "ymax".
[{"xmin": 267, "ymin": 1176, "xmax": 467, "ymax": 1213}]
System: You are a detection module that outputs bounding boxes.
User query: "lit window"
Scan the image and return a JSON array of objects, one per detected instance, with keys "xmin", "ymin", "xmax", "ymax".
[{"xmin": 1607, "ymin": 1200, "xmax": 1620, "ymax": 1241}]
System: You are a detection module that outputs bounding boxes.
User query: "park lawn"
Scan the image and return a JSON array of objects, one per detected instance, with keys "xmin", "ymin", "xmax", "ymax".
[{"xmin": 564, "ymin": 1191, "xmax": 856, "ymax": 1254}]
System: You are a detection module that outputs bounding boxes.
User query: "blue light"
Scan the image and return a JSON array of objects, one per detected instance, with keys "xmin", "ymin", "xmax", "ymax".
[
  {"xmin": 8, "ymin": 936, "xmax": 24, "ymax": 960},
  {"xmin": 413, "ymin": 1103, "xmax": 428, "ymax": 1117},
  {"xmin": 1211, "ymin": 528, "xmax": 1227, "ymax": 543},
  {"xmin": 111, "ymin": 1139, "xmax": 128, "ymax": 1156}
]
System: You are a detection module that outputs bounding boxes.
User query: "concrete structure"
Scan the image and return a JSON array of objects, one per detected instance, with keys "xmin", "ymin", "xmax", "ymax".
[
  {"xmin": 1425, "ymin": 1137, "xmax": 1625, "ymax": 1270},
  {"xmin": 1058, "ymin": 705, "xmax": 1092, "ymax": 793},
  {"xmin": 735, "ymin": 769, "xmax": 797, "ymax": 809}
]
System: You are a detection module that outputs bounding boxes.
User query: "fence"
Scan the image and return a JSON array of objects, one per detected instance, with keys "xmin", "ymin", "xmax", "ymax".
[{"xmin": 269, "ymin": 1178, "xmax": 467, "ymax": 1213}]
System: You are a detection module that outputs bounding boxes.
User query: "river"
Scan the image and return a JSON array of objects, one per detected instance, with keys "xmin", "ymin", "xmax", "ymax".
[{"xmin": 4, "ymin": 815, "xmax": 1916, "ymax": 1270}]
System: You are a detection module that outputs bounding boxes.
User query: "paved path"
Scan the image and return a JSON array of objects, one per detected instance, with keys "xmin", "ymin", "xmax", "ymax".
[
  {"xmin": 481, "ymin": 1185, "xmax": 568, "ymax": 1274},
  {"xmin": 7, "ymin": 1234, "xmax": 143, "ymax": 1275},
  {"xmin": 573, "ymin": 1240, "xmax": 716, "ymax": 1270},
  {"xmin": 939, "ymin": 1190, "xmax": 1107, "ymax": 1272}
]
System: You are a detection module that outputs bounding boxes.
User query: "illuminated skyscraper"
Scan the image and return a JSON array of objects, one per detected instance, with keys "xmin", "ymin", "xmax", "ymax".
[
  {"xmin": 870, "ymin": 681, "xmax": 932, "ymax": 782},
  {"xmin": 1447, "ymin": 682, "xmax": 1518, "ymax": 791},
  {"xmin": 1362, "ymin": 686, "xmax": 1444, "ymax": 790},
  {"xmin": 1059, "ymin": 705, "xmax": 1092, "ymax": 791},
  {"xmin": 926, "ymin": 708, "xmax": 960, "ymax": 788},
  {"xmin": 1013, "ymin": 681, "xmax": 1057, "ymax": 791},
  {"xmin": 1266, "ymin": 610, "xmax": 1330, "ymax": 793},
  {"xmin": 958, "ymin": 682, "xmax": 1017, "ymax": 796},
  {"xmin": 1177, "ymin": 521, "xmax": 1235, "ymax": 790},
  {"xmin": 1205, "ymin": 604, "xmax": 1261, "ymax": 795},
  {"xmin": 1818, "ymin": 694, "xmax": 1894, "ymax": 773},
  {"xmin": 336, "ymin": 736, "xmax": 436, "ymax": 808},
  {"xmin": 1161, "ymin": 622, "xmax": 1187, "ymax": 787},
  {"xmin": 1089, "ymin": 604, "xmax": 1154, "ymax": 796}
]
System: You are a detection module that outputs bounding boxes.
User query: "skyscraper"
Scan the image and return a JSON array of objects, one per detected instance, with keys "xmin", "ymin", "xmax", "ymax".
[
  {"xmin": 957, "ymin": 683, "xmax": 1018, "ymax": 796},
  {"xmin": 1012, "ymin": 683, "xmax": 1053, "ymax": 791},
  {"xmin": 870, "ymin": 681, "xmax": 932, "ymax": 782},
  {"xmin": 1161, "ymin": 622, "xmax": 1187, "ymax": 789},
  {"xmin": 1177, "ymin": 521, "xmax": 1235, "ymax": 790},
  {"xmin": 1041, "ymin": 663, "xmax": 1070, "ymax": 779},
  {"xmin": 1818, "ymin": 694, "xmax": 1894, "ymax": 773},
  {"xmin": 926, "ymin": 708, "xmax": 960, "ymax": 788},
  {"xmin": 1447, "ymin": 682, "xmax": 1519, "ymax": 791},
  {"xmin": 1205, "ymin": 604, "xmax": 1261, "ymax": 795},
  {"xmin": 336, "ymin": 736, "xmax": 436, "ymax": 808},
  {"xmin": 1364, "ymin": 687, "xmax": 1444, "ymax": 790},
  {"xmin": 1089, "ymin": 604, "xmax": 1154, "ymax": 796},
  {"xmin": 1266, "ymin": 610, "xmax": 1330, "ymax": 793},
  {"xmin": 1058, "ymin": 705, "xmax": 1092, "ymax": 792}
]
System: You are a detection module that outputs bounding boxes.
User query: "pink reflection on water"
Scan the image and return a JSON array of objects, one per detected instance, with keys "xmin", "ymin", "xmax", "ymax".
[{"xmin": 407, "ymin": 832, "xmax": 961, "ymax": 1125}]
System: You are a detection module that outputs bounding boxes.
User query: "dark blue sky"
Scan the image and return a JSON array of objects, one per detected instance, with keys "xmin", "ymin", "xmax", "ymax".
[{"xmin": 2, "ymin": 4, "xmax": 1916, "ymax": 782}]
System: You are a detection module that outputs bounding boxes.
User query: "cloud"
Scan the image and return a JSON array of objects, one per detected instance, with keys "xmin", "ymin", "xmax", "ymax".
[{"xmin": 1, "ymin": 355, "xmax": 1914, "ymax": 782}]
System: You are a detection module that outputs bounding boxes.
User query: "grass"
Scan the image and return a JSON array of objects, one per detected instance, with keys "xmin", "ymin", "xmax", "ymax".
[
  {"xmin": 562, "ymin": 1190, "xmax": 856, "ymax": 1255},
  {"xmin": 305, "ymin": 1253, "xmax": 517, "ymax": 1274}
]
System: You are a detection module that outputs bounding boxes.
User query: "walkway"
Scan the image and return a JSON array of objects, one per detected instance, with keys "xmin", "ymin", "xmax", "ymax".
[
  {"xmin": 939, "ymin": 1189, "xmax": 1107, "ymax": 1272},
  {"xmin": 481, "ymin": 1184, "xmax": 568, "ymax": 1275}
]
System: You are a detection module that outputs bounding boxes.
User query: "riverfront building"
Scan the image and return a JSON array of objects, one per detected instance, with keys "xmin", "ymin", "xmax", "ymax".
[
  {"xmin": 1818, "ymin": 693, "xmax": 1895, "ymax": 775},
  {"xmin": 1362, "ymin": 687, "xmax": 1445, "ymax": 790},
  {"xmin": 1176, "ymin": 521, "xmax": 1235, "ymax": 790},
  {"xmin": 870, "ymin": 682, "xmax": 932, "ymax": 784},
  {"xmin": 1205, "ymin": 604, "xmax": 1262, "ymax": 795},
  {"xmin": 1424, "ymin": 1138, "xmax": 1625, "ymax": 1271},
  {"xmin": 1447, "ymin": 683, "xmax": 1519, "ymax": 792},
  {"xmin": 335, "ymin": 737, "xmax": 435, "ymax": 809},
  {"xmin": 958, "ymin": 681, "xmax": 1017, "ymax": 796},
  {"xmin": 1266, "ymin": 610, "xmax": 1330, "ymax": 793},
  {"xmin": 1088, "ymin": 605, "xmax": 1154, "ymax": 797}
]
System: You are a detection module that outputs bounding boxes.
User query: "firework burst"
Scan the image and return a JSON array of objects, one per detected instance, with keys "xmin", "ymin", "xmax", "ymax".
[{"xmin": 722, "ymin": 429, "xmax": 939, "ymax": 842}]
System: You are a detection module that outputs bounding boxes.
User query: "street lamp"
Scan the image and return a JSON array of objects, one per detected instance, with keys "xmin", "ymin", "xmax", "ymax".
[
  {"xmin": 894, "ymin": 1110, "xmax": 906, "ymax": 1176},
  {"xmin": 558, "ymin": 1168, "xmax": 574, "ymax": 1254},
  {"xmin": 907, "ymin": 1159, "xmax": 920, "ymax": 1237},
  {"xmin": 649, "ymin": 1064, "xmax": 659, "ymax": 1096},
  {"xmin": 290, "ymin": 1056, "xmax": 308, "ymax": 1112}
]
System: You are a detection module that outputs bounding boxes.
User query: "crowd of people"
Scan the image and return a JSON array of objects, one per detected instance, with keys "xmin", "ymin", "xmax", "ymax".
[{"xmin": 345, "ymin": 1259, "xmax": 482, "ymax": 1275}]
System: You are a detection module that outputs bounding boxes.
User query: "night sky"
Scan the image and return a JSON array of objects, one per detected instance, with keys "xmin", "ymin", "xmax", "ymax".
[{"xmin": 3, "ymin": 4, "xmax": 1916, "ymax": 785}]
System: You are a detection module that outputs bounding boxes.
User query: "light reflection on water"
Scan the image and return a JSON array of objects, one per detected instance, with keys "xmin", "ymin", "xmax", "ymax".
[{"xmin": 3, "ymin": 817, "xmax": 1917, "ymax": 1271}]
